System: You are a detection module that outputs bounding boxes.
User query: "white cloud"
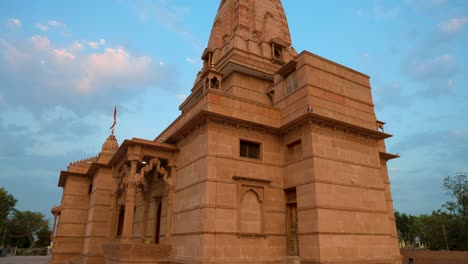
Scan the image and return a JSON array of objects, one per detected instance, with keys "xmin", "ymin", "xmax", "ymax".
[
  {"xmin": 35, "ymin": 23, "xmax": 49, "ymax": 31},
  {"xmin": 87, "ymin": 41, "xmax": 99, "ymax": 49},
  {"xmin": 185, "ymin": 57, "xmax": 199, "ymax": 65},
  {"xmin": 439, "ymin": 17, "xmax": 468, "ymax": 35},
  {"xmin": 48, "ymin": 20, "xmax": 65, "ymax": 28},
  {"xmin": 78, "ymin": 47, "xmax": 153, "ymax": 92},
  {"xmin": 70, "ymin": 41, "xmax": 85, "ymax": 52},
  {"xmin": 82, "ymin": 39, "xmax": 106, "ymax": 49},
  {"xmin": 405, "ymin": 54, "xmax": 456, "ymax": 81},
  {"xmin": 0, "ymin": 32, "xmax": 175, "ymax": 113},
  {"xmin": 31, "ymin": 35, "xmax": 51, "ymax": 50},
  {"xmin": 53, "ymin": 49, "xmax": 75, "ymax": 60},
  {"xmin": 176, "ymin": 94, "xmax": 187, "ymax": 101},
  {"xmin": 9, "ymin": 18, "xmax": 21, "ymax": 27},
  {"xmin": 0, "ymin": 38, "xmax": 28, "ymax": 65}
]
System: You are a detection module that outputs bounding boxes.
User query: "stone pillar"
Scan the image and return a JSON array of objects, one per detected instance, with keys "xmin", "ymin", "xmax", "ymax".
[
  {"xmin": 51, "ymin": 214, "xmax": 58, "ymax": 241},
  {"xmin": 121, "ymin": 160, "xmax": 138, "ymax": 243},
  {"xmin": 107, "ymin": 190, "xmax": 118, "ymax": 239},
  {"xmin": 141, "ymin": 182, "xmax": 152, "ymax": 243},
  {"xmin": 50, "ymin": 207, "xmax": 61, "ymax": 243},
  {"xmin": 164, "ymin": 164, "xmax": 176, "ymax": 241},
  {"xmin": 165, "ymin": 186, "xmax": 174, "ymax": 241}
]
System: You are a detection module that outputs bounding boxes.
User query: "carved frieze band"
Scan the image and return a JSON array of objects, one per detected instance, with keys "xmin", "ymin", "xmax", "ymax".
[{"xmin": 298, "ymin": 204, "xmax": 388, "ymax": 214}]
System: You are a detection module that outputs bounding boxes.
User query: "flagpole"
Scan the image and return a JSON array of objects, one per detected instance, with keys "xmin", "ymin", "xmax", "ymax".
[{"xmin": 110, "ymin": 106, "xmax": 117, "ymax": 135}]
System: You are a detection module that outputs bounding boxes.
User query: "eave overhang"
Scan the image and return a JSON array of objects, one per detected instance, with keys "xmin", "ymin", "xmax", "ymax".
[
  {"xmin": 280, "ymin": 112, "xmax": 393, "ymax": 140},
  {"xmin": 58, "ymin": 170, "xmax": 88, "ymax": 188},
  {"xmin": 108, "ymin": 138, "xmax": 178, "ymax": 167},
  {"xmin": 379, "ymin": 152, "xmax": 400, "ymax": 160}
]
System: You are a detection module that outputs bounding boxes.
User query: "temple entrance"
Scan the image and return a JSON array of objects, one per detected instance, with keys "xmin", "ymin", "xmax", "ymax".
[
  {"xmin": 286, "ymin": 189, "xmax": 299, "ymax": 256},
  {"xmin": 154, "ymin": 202, "xmax": 162, "ymax": 244}
]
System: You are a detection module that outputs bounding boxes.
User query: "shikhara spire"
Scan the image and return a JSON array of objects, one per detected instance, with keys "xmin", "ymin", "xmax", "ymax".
[{"xmin": 203, "ymin": 0, "xmax": 297, "ymax": 75}]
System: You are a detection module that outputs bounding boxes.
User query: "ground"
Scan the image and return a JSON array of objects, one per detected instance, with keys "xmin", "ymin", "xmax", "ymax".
[{"xmin": 0, "ymin": 256, "xmax": 50, "ymax": 264}]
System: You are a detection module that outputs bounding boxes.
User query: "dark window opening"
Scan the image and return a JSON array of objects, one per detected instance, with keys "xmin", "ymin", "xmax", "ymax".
[
  {"xmin": 210, "ymin": 77, "xmax": 219, "ymax": 89},
  {"xmin": 88, "ymin": 184, "xmax": 93, "ymax": 195},
  {"xmin": 274, "ymin": 47, "xmax": 282, "ymax": 58},
  {"xmin": 240, "ymin": 140, "xmax": 261, "ymax": 159}
]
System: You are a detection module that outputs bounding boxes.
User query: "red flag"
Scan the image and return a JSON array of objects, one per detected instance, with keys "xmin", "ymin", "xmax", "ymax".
[{"xmin": 110, "ymin": 106, "xmax": 117, "ymax": 131}]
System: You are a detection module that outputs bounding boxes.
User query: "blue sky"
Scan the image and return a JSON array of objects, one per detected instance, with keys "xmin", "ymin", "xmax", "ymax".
[{"xmin": 0, "ymin": 0, "xmax": 467, "ymax": 223}]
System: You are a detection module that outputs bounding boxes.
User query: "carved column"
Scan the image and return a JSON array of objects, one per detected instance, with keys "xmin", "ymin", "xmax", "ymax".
[{"xmin": 121, "ymin": 160, "xmax": 138, "ymax": 242}]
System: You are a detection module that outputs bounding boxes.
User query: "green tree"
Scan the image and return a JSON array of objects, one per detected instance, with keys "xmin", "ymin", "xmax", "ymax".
[
  {"xmin": 415, "ymin": 172, "xmax": 468, "ymax": 251},
  {"xmin": 442, "ymin": 172, "xmax": 467, "ymax": 217},
  {"xmin": 418, "ymin": 211, "xmax": 451, "ymax": 250},
  {"xmin": 0, "ymin": 187, "xmax": 17, "ymax": 228},
  {"xmin": 35, "ymin": 226, "xmax": 51, "ymax": 248},
  {"xmin": 6, "ymin": 210, "xmax": 49, "ymax": 248},
  {"xmin": 394, "ymin": 210, "xmax": 421, "ymax": 247}
]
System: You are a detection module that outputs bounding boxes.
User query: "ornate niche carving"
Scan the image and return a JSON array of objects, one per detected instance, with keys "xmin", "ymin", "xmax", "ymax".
[{"xmin": 232, "ymin": 176, "xmax": 271, "ymax": 236}]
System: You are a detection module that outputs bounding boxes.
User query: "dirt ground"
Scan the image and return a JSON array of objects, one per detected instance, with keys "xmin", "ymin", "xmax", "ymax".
[{"xmin": 0, "ymin": 256, "xmax": 50, "ymax": 264}]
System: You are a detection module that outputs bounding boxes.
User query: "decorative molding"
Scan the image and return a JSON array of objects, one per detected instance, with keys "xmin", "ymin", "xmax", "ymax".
[
  {"xmin": 232, "ymin": 175, "xmax": 272, "ymax": 185},
  {"xmin": 173, "ymin": 204, "xmax": 237, "ymax": 215},
  {"xmin": 284, "ymin": 176, "xmax": 385, "ymax": 192},
  {"xmin": 298, "ymin": 231, "xmax": 392, "ymax": 236},
  {"xmin": 171, "ymin": 231, "xmax": 284, "ymax": 237},
  {"xmin": 298, "ymin": 204, "xmax": 388, "ymax": 214},
  {"xmin": 312, "ymin": 153, "xmax": 381, "ymax": 170}
]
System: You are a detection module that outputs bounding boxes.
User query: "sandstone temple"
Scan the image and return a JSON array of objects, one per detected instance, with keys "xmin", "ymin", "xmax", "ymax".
[{"xmin": 50, "ymin": 0, "xmax": 401, "ymax": 263}]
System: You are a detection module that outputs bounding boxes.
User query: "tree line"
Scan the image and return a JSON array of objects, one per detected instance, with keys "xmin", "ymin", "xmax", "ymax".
[
  {"xmin": 0, "ymin": 187, "xmax": 51, "ymax": 248},
  {"xmin": 395, "ymin": 172, "xmax": 467, "ymax": 251}
]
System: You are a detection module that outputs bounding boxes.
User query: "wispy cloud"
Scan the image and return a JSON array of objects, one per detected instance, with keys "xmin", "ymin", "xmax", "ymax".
[
  {"xmin": 374, "ymin": 82, "xmax": 410, "ymax": 109},
  {"xmin": 404, "ymin": 0, "xmax": 447, "ymax": 11},
  {"xmin": 82, "ymin": 39, "xmax": 106, "ymax": 49},
  {"xmin": 48, "ymin": 20, "xmax": 66, "ymax": 28},
  {"xmin": 136, "ymin": 1, "xmax": 201, "ymax": 49},
  {"xmin": 439, "ymin": 17, "xmax": 468, "ymax": 36},
  {"xmin": 35, "ymin": 23, "xmax": 49, "ymax": 31},
  {"xmin": 9, "ymin": 18, "xmax": 21, "ymax": 27},
  {"xmin": 401, "ymin": 53, "xmax": 458, "ymax": 98},
  {"xmin": 403, "ymin": 54, "xmax": 456, "ymax": 81},
  {"xmin": 175, "ymin": 94, "xmax": 187, "ymax": 101},
  {"xmin": 185, "ymin": 57, "xmax": 200, "ymax": 65},
  {"xmin": 372, "ymin": 3, "xmax": 400, "ymax": 20}
]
